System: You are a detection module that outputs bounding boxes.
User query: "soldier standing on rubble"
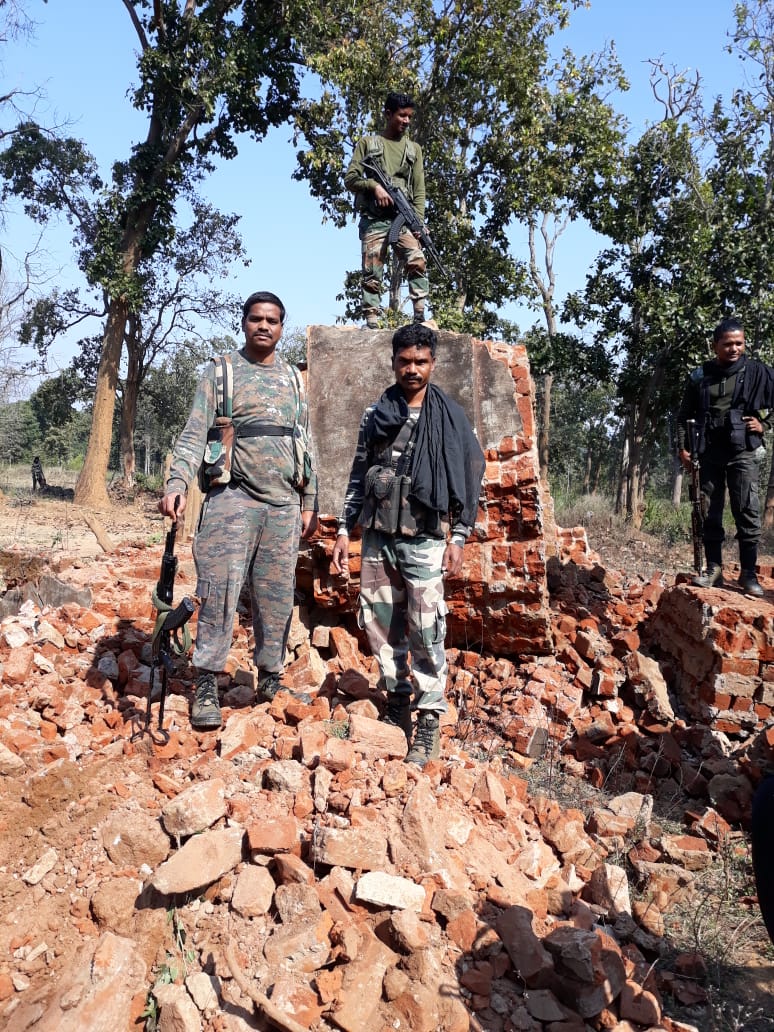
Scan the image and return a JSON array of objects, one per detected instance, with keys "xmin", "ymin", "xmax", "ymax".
[
  {"xmin": 676, "ymin": 317, "xmax": 774, "ymax": 597},
  {"xmin": 344, "ymin": 91, "xmax": 429, "ymax": 329},
  {"xmin": 158, "ymin": 291, "xmax": 318, "ymax": 732},
  {"xmin": 330, "ymin": 323, "xmax": 485, "ymax": 766}
]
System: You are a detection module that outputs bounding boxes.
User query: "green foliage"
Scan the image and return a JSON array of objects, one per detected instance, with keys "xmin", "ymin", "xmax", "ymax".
[
  {"xmin": 289, "ymin": 0, "xmax": 626, "ymax": 333},
  {"xmin": 278, "ymin": 325, "xmax": 308, "ymax": 367},
  {"xmin": 0, "ymin": 399, "xmax": 41, "ymax": 461},
  {"xmin": 1, "ymin": 2, "xmax": 306, "ymax": 499},
  {"xmin": 135, "ymin": 336, "xmax": 235, "ymax": 466},
  {"xmin": 29, "ymin": 369, "xmax": 86, "ymax": 436},
  {"xmin": 639, "ymin": 497, "xmax": 692, "ymax": 544}
]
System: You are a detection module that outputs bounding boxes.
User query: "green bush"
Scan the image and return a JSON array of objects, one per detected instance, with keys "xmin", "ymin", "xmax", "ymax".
[
  {"xmin": 134, "ymin": 471, "xmax": 163, "ymax": 492},
  {"xmin": 553, "ymin": 491, "xmax": 617, "ymax": 530},
  {"xmin": 640, "ymin": 498, "xmax": 692, "ymax": 544}
]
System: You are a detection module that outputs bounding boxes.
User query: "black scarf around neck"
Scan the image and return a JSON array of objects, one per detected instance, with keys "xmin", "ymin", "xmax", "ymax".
[{"xmin": 368, "ymin": 382, "xmax": 485, "ymax": 527}]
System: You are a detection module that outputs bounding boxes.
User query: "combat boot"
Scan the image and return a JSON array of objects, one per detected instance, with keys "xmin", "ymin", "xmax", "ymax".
[
  {"xmin": 412, "ymin": 305, "xmax": 425, "ymax": 324},
  {"xmin": 382, "ymin": 693, "xmax": 413, "ymax": 743},
  {"xmin": 693, "ymin": 564, "xmax": 723, "ymax": 588},
  {"xmin": 739, "ymin": 570, "xmax": 765, "ymax": 597},
  {"xmin": 364, "ymin": 311, "xmax": 379, "ymax": 329},
  {"xmin": 257, "ymin": 671, "xmax": 312, "ymax": 705},
  {"xmin": 191, "ymin": 671, "xmax": 222, "ymax": 730},
  {"xmin": 405, "ymin": 711, "xmax": 440, "ymax": 767}
]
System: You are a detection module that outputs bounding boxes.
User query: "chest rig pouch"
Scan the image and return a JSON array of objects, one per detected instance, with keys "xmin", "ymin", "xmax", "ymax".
[{"xmin": 359, "ymin": 418, "xmax": 418, "ymax": 535}]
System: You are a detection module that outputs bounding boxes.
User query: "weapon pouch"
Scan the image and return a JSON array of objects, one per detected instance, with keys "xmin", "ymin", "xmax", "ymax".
[
  {"xmin": 726, "ymin": 408, "xmax": 748, "ymax": 451},
  {"xmin": 359, "ymin": 416, "xmax": 419, "ymax": 536}
]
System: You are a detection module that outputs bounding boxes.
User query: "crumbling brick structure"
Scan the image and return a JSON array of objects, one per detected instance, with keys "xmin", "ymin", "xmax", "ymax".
[{"xmin": 305, "ymin": 327, "xmax": 554, "ymax": 656}]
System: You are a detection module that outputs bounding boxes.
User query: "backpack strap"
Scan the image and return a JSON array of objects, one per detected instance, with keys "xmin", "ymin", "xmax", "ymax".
[
  {"xmin": 212, "ymin": 354, "xmax": 233, "ymax": 418},
  {"xmin": 363, "ymin": 134, "xmax": 384, "ymax": 161},
  {"xmin": 290, "ymin": 365, "xmax": 305, "ymax": 423}
]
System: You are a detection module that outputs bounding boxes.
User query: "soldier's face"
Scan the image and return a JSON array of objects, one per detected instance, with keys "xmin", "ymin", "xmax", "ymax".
[
  {"xmin": 384, "ymin": 106, "xmax": 414, "ymax": 139},
  {"xmin": 242, "ymin": 303, "xmax": 283, "ymax": 359},
  {"xmin": 713, "ymin": 330, "xmax": 746, "ymax": 366},
  {"xmin": 393, "ymin": 345, "xmax": 435, "ymax": 401}
]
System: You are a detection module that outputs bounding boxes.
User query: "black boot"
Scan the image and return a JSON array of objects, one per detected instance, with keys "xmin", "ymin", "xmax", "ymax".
[
  {"xmin": 693, "ymin": 543, "xmax": 723, "ymax": 588},
  {"xmin": 694, "ymin": 564, "xmax": 723, "ymax": 588},
  {"xmin": 382, "ymin": 693, "xmax": 413, "ymax": 743},
  {"xmin": 739, "ymin": 543, "xmax": 764, "ymax": 597}
]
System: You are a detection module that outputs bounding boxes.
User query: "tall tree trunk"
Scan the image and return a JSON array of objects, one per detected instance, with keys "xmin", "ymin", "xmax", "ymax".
[
  {"xmin": 582, "ymin": 447, "xmax": 592, "ymax": 494},
  {"xmin": 616, "ymin": 433, "xmax": 630, "ymax": 515},
  {"xmin": 671, "ymin": 455, "xmax": 683, "ymax": 508},
  {"xmin": 628, "ymin": 429, "xmax": 645, "ymax": 529},
  {"xmin": 119, "ymin": 336, "xmax": 141, "ymax": 489},
  {"xmin": 73, "ymin": 298, "xmax": 128, "ymax": 509}
]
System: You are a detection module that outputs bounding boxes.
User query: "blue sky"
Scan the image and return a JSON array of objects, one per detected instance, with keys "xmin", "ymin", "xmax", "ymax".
[{"xmin": 1, "ymin": 0, "xmax": 745, "ymax": 373}]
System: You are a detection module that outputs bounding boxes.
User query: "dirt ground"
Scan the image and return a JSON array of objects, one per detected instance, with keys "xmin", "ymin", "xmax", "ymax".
[
  {"xmin": 0, "ymin": 488, "xmax": 161, "ymax": 558},
  {"xmin": 1, "ymin": 481, "xmax": 774, "ymax": 1032}
]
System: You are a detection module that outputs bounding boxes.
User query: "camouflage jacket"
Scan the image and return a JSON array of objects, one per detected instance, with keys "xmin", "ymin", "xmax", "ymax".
[
  {"xmin": 338, "ymin": 403, "xmax": 471, "ymax": 543},
  {"xmin": 166, "ymin": 349, "xmax": 318, "ymax": 511}
]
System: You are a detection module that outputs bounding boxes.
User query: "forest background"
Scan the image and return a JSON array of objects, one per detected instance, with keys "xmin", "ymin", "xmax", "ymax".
[{"xmin": 0, "ymin": 0, "xmax": 772, "ymax": 534}]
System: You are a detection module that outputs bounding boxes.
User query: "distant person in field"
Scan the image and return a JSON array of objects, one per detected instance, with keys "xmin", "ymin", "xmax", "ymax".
[
  {"xmin": 676, "ymin": 317, "xmax": 774, "ymax": 597},
  {"xmin": 31, "ymin": 456, "xmax": 46, "ymax": 491}
]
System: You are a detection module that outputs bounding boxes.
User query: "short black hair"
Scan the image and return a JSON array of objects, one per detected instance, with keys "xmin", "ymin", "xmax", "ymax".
[
  {"xmin": 242, "ymin": 291, "xmax": 286, "ymax": 323},
  {"xmin": 385, "ymin": 92, "xmax": 415, "ymax": 114},
  {"xmin": 713, "ymin": 317, "xmax": 744, "ymax": 341},
  {"xmin": 392, "ymin": 322, "xmax": 437, "ymax": 358}
]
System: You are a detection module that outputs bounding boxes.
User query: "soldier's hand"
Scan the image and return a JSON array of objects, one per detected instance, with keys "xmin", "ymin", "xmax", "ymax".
[
  {"xmin": 373, "ymin": 184, "xmax": 392, "ymax": 207},
  {"xmin": 744, "ymin": 415, "xmax": 764, "ymax": 434},
  {"xmin": 301, "ymin": 510, "xmax": 318, "ymax": 540},
  {"xmin": 678, "ymin": 449, "xmax": 692, "ymax": 472},
  {"xmin": 158, "ymin": 492, "xmax": 186, "ymax": 520},
  {"xmin": 331, "ymin": 535, "xmax": 350, "ymax": 577},
  {"xmin": 442, "ymin": 542, "xmax": 464, "ymax": 579}
]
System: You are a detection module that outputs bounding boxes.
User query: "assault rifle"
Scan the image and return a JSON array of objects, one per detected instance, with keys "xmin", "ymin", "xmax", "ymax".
[
  {"xmin": 362, "ymin": 158, "xmax": 450, "ymax": 280},
  {"xmin": 143, "ymin": 498, "xmax": 195, "ymax": 737},
  {"xmin": 686, "ymin": 419, "xmax": 705, "ymax": 578}
]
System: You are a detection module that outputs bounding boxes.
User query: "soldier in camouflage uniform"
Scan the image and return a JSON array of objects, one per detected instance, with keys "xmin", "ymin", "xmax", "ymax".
[
  {"xmin": 159, "ymin": 291, "xmax": 318, "ymax": 731},
  {"xmin": 331, "ymin": 323, "xmax": 484, "ymax": 766},
  {"xmin": 344, "ymin": 91, "xmax": 429, "ymax": 328}
]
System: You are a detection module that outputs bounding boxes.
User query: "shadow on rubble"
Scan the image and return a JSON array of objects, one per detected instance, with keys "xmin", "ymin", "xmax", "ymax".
[
  {"xmin": 84, "ymin": 616, "xmax": 200, "ymax": 742},
  {"xmin": 448, "ymin": 888, "xmax": 774, "ymax": 1030}
]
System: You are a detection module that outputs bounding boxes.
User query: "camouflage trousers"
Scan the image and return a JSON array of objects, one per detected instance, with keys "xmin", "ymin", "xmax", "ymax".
[
  {"xmin": 359, "ymin": 217, "xmax": 429, "ymax": 318},
  {"xmin": 192, "ymin": 483, "xmax": 301, "ymax": 675},
  {"xmin": 359, "ymin": 529, "xmax": 448, "ymax": 714}
]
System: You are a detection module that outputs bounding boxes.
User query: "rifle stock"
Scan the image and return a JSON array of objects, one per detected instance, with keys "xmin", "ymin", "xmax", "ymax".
[{"xmin": 362, "ymin": 159, "xmax": 450, "ymax": 280}]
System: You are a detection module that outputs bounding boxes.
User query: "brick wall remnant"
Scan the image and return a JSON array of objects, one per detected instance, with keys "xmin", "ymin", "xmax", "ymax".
[{"xmin": 305, "ymin": 327, "xmax": 554, "ymax": 656}]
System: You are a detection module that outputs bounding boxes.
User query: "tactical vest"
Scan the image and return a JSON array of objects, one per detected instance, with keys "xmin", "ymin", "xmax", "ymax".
[
  {"xmin": 692, "ymin": 358, "xmax": 762, "ymax": 453},
  {"xmin": 356, "ymin": 135, "xmax": 418, "ymax": 215}
]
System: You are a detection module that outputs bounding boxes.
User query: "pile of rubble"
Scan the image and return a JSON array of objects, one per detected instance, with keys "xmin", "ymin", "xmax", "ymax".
[{"xmin": 0, "ymin": 533, "xmax": 771, "ymax": 1032}]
